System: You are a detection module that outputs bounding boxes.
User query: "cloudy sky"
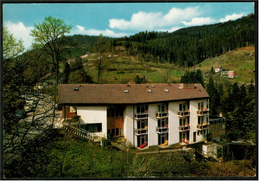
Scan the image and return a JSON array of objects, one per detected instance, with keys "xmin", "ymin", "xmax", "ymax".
[{"xmin": 3, "ymin": 2, "xmax": 255, "ymax": 51}]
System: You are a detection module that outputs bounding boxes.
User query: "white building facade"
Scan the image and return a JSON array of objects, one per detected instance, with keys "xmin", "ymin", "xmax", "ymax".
[{"xmin": 59, "ymin": 83, "xmax": 210, "ymax": 148}]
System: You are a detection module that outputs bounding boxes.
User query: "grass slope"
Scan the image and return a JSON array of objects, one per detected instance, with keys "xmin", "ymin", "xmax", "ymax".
[
  {"xmin": 193, "ymin": 46, "xmax": 255, "ymax": 85},
  {"xmin": 65, "ymin": 46, "xmax": 255, "ymax": 85}
]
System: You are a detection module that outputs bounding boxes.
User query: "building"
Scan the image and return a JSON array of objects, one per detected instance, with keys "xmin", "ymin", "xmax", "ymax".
[
  {"xmin": 215, "ymin": 66, "xmax": 222, "ymax": 73},
  {"xmin": 58, "ymin": 83, "xmax": 211, "ymax": 149},
  {"xmin": 221, "ymin": 71, "xmax": 237, "ymax": 78},
  {"xmin": 228, "ymin": 71, "xmax": 237, "ymax": 78},
  {"xmin": 209, "ymin": 116, "xmax": 226, "ymax": 142}
]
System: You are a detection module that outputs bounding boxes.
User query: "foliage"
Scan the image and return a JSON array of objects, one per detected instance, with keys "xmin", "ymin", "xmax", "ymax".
[
  {"xmin": 206, "ymin": 74, "xmax": 220, "ymax": 115},
  {"xmin": 221, "ymin": 82, "xmax": 255, "ymax": 141},
  {"xmin": 30, "ymin": 15, "xmax": 73, "ymax": 85},
  {"xmin": 4, "ymin": 129, "xmax": 60, "ymax": 178},
  {"xmin": 3, "ymin": 27, "xmax": 25, "ymax": 59},
  {"xmin": 63, "ymin": 62, "xmax": 70, "ymax": 84},
  {"xmin": 180, "ymin": 69, "xmax": 204, "ymax": 87},
  {"xmin": 69, "ymin": 58, "xmax": 93, "ymax": 84},
  {"xmin": 134, "ymin": 75, "xmax": 147, "ymax": 84},
  {"xmin": 118, "ymin": 14, "xmax": 254, "ymax": 67}
]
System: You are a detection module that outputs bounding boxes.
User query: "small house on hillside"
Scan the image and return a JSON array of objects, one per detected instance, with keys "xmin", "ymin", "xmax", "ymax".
[
  {"xmin": 221, "ymin": 71, "xmax": 237, "ymax": 78},
  {"xmin": 215, "ymin": 66, "xmax": 222, "ymax": 73},
  {"xmin": 58, "ymin": 83, "xmax": 224, "ymax": 149},
  {"xmin": 228, "ymin": 71, "xmax": 237, "ymax": 78}
]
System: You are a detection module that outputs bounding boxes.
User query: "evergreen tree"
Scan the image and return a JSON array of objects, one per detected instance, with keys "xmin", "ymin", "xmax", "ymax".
[
  {"xmin": 135, "ymin": 75, "xmax": 141, "ymax": 84},
  {"xmin": 231, "ymin": 83, "xmax": 241, "ymax": 108},
  {"xmin": 240, "ymin": 84, "xmax": 247, "ymax": 99},
  {"xmin": 248, "ymin": 79, "xmax": 255, "ymax": 95},
  {"xmin": 217, "ymin": 84, "xmax": 224, "ymax": 97},
  {"xmin": 206, "ymin": 75, "xmax": 220, "ymax": 115},
  {"xmin": 195, "ymin": 69, "xmax": 204, "ymax": 87},
  {"xmin": 63, "ymin": 62, "xmax": 70, "ymax": 84}
]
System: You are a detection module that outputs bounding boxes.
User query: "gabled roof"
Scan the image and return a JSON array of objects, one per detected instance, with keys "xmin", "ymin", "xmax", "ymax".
[{"xmin": 58, "ymin": 83, "xmax": 209, "ymax": 105}]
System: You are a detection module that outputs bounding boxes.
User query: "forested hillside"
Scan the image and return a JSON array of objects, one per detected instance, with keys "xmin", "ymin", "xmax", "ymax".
[{"xmin": 116, "ymin": 13, "xmax": 255, "ymax": 67}]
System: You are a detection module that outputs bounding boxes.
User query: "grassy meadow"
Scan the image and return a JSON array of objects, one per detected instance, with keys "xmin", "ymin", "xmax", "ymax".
[
  {"xmin": 60, "ymin": 45, "xmax": 255, "ymax": 86},
  {"xmin": 192, "ymin": 46, "xmax": 255, "ymax": 85}
]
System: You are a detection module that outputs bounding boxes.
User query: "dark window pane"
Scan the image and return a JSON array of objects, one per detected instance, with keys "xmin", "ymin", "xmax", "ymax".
[
  {"xmin": 112, "ymin": 129, "xmax": 115, "ymax": 135},
  {"xmin": 86, "ymin": 123, "xmax": 102, "ymax": 132}
]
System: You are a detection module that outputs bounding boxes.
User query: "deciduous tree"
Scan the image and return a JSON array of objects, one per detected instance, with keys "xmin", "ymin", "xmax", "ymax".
[
  {"xmin": 30, "ymin": 15, "xmax": 72, "ymax": 126},
  {"xmin": 3, "ymin": 27, "xmax": 25, "ymax": 59}
]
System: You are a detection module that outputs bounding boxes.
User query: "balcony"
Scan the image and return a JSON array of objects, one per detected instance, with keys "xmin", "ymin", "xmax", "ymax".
[
  {"xmin": 197, "ymin": 123, "xmax": 209, "ymax": 130},
  {"xmin": 197, "ymin": 109, "xmax": 210, "ymax": 115},
  {"xmin": 156, "ymin": 111, "xmax": 168, "ymax": 119},
  {"xmin": 135, "ymin": 112, "xmax": 148, "ymax": 119},
  {"xmin": 181, "ymin": 139, "xmax": 189, "ymax": 144},
  {"xmin": 178, "ymin": 110, "xmax": 190, "ymax": 117},
  {"xmin": 156, "ymin": 126, "xmax": 168, "ymax": 133},
  {"xmin": 179, "ymin": 124, "xmax": 190, "ymax": 131},
  {"xmin": 135, "ymin": 127, "xmax": 148, "ymax": 135}
]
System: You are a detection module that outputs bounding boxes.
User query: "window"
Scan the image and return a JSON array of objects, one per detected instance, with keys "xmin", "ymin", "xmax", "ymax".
[
  {"xmin": 179, "ymin": 103, "xmax": 187, "ymax": 111},
  {"xmin": 107, "ymin": 105, "xmax": 124, "ymax": 118},
  {"xmin": 136, "ymin": 104, "xmax": 148, "ymax": 113},
  {"xmin": 158, "ymin": 103, "xmax": 168, "ymax": 113},
  {"xmin": 206, "ymin": 99, "xmax": 209, "ymax": 109},
  {"xmin": 69, "ymin": 106, "xmax": 77, "ymax": 112},
  {"xmin": 137, "ymin": 120, "xmax": 147, "ymax": 129},
  {"xmin": 198, "ymin": 102, "xmax": 204, "ymax": 111},
  {"xmin": 198, "ymin": 116, "xmax": 204, "ymax": 125},
  {"xmin": 179, "ymin": 118, "xmax": 182, "ymax": 126},
  {"xmin": 112, "ymin": 129, "xmax": 115, "ymax": 135},
  {"xmin": 116, "ymin": 128, "xmax": 119, "ymax": 135},
  {"xmin": 86, "ymin": 123, "xmax": 102, "ymax": 132},
  {"xmin": 158, "ymin": 118, "xmax": 168, "ymax": 127},
  {"xmin": 179, "ymin": 103, "xmax": 183, "ymax": 111}
]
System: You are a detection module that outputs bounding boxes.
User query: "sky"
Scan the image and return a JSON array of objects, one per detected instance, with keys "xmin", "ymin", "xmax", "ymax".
[{"xmin": 3, "ymin": 2, "xmax": 255, "ymax": 51}]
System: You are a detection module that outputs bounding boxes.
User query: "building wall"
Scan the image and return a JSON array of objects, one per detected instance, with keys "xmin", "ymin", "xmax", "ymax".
[
  {"xmin": 148, "ymin": 103, "xmax": 158, "ymax": 146},
  {"xmin": 63, "ymin": 105, "xmax": 77, "ymax": 119},
  {"xmin": 209, "ymin": 122, "xmax": 226, "ymax": 141},
  {"xmin": 65, "ymin": 97, "xmax": 214, "ymax": 147},
  {"xmin": 190, "ymin": 99, "xmax": 209, "ymax": 144},
  {"xmin": 168, "ymin": 102, "xmax": 180, "ymax": 145},
  {"xmin": 124, "ymin": 105, "xmax": 134, "ymax": 146},
  {"xmin": 77, "ymin": 106, "xmax": 107, "ymax": 135}
]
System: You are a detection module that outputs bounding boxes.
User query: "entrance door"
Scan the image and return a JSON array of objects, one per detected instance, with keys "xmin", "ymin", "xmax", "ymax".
[{"xmin": 193, "ymin": 132, "xmax": 196, "ymax": 142}]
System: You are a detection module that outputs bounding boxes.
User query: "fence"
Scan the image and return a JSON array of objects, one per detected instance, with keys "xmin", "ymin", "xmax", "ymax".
[{"xmin": 63, "ymin": 124, "xmax": 106, "ymax": 142}]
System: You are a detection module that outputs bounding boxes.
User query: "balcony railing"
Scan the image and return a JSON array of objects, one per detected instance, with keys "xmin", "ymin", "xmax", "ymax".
[
  {"xmin": 179, "ymin": 125, "xmax": 190, "ymax": 131},
  {"xmin": 135, "ymin": 112, "xmax": 148, "ymax": 119},
  {"xmin": 178, "ymin": 110, "xmax": 190, "ymax": 117},
  {"xmin": 197, "ymin": 123, "xmax": 209, "ymax": 129},
  {"xmin": 197, "ymin": 109, "xmax": 210, "ymax": 115},
  {"xmin": 156, "ymin": 126, "xmax": 168, "ymax": 133},
  {"xmin": 181, "ymin": 139, "xmax": 189, "ymax": 144},
  {"xmin": 135, "ymin": 127, "xmax": 148, "ymax": 135},
  {"xmin": 156, "ymin": 111, "xmax": 168, "ymax": 118}
]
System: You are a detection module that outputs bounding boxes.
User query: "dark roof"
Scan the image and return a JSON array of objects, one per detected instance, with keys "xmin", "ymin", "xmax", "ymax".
[{"xmin": 58, "ymin": 83, "xmax": 209, "ymax": 105}]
